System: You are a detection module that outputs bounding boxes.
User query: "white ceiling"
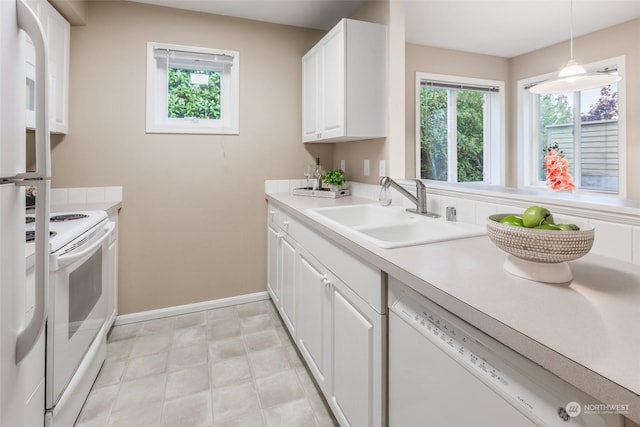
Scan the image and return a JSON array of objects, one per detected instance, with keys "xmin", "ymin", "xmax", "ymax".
[
  {"xmin": 129, "ymin": 0, "xmax": 640, "ymax": 58},
  {"xmin": 405, "ymin": 0, "xmax": 640, "ymax": 58},
  {"xmin": 128, "ymin": 0, "xmax": 367, "ymax": 31}
]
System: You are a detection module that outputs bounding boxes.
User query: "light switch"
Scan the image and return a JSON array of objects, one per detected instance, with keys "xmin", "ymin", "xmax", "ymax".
[
  {"xmin": 364, "ymin": 160, "xmax": 370, "ymax": 177},
  {"xmin": 341, "ymin": 159, "xmax": 346, "ymax": 172}
]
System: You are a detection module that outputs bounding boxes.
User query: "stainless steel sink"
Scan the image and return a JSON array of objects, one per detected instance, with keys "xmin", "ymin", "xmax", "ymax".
[{"xmin": 307, "ymin": 204, "xmax": 485, "ymax": 248}]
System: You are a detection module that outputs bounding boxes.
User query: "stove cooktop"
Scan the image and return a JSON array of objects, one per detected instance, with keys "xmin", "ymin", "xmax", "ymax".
[
  {"xmin": 25, "ymin": 210, "xmax": 108, "ymax": 253},
  {"xmin": 51, "ymin": 213, "xmax": 89, "ymax": 222}
]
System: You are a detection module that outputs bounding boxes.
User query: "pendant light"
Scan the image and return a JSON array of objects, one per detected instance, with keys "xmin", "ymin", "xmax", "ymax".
[{"xmin": 529, "ymin": 0, "xmax": 621, "ymax": 94}]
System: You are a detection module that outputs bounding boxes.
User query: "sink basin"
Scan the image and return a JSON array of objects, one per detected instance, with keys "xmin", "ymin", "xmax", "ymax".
[
  {"xmin": 308, "ymin": 204, "xmax": 414, "ymax": 228},
  {"xmin": 307, "ymin": 204, "xmax": 486, "ymax": 248}
]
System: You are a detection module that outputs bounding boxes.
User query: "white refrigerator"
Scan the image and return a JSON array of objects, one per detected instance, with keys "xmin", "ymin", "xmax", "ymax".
[{"xmin": 1, "ymin": 0, "xmax": 51, "ymax": 425}]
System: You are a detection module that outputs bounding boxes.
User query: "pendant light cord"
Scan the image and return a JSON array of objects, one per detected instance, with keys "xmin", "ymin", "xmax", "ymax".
[{"xmin": 569, "ymin": 0, "xmax": 575, "ymax": 60}]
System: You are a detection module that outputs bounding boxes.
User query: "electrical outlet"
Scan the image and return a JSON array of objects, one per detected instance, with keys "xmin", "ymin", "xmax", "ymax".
[
  {"xmin": 379, "ymin": 160, "xmax": 386, "ymax": 176},
  {"xmin": 364, "ymin": 160, "xmax": 370, "ymax": 177},
  {"xmin": 341, "ymin": 159, "xmax": 346, "ymax": 172}
]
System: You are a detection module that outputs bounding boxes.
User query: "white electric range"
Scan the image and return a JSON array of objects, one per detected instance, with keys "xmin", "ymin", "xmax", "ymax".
[{"xmin": 25, "ymin": 209, "xmax": 116, "ymax": 427}]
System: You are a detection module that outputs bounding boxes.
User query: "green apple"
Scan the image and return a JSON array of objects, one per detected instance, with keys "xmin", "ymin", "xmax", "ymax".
[
  {"xmin": 534, "ymin": 224, "xmax": 561, "ymax": 230},
  {"xmin": 522, "ymin": 206, "xmax": 554, "ymax": 228},
  {"xmin": 557, "ymin": 223, "xmax": 580, "ymax": 231},
  {"xmin": 499, "ymin": 215, "xmax": 524, "ymax": 227}
]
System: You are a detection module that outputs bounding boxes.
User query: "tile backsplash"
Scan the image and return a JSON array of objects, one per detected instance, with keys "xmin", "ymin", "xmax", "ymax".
[
  {"xmin": 51, "ymin": 186, "xmax": 123, "ymax": 205},
  {"xmin": 266, "ymin": 179, "xmax": 640, "ymax": 265}
]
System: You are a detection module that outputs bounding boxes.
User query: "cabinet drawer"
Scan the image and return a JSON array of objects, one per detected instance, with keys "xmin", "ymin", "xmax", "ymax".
[{"xmin": 267, "ymin": 204, "xmax": 300, "ymax": 235}]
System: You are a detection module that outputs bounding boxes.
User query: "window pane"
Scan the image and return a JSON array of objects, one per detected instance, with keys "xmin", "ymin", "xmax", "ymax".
[
  {"xmin": 168, "ymin": 67, "xmax": 221, "ymax": 120},
  {"xmin": 420, "ymin": 87, "xmax": 448, "ymax": 181},
  {"xmin": 456, "ymin": 91, "xmax": 484, "ymax": 182},
  {"xmin": 579, "ymin": 84, "xmax": 618, "ymax": 192},
  {"xmin": 538, "ymin": 93, "xmax": 574, "ymax": 181},
  {"xmin": 536, "ymin": 85, "xmax": 619, "ymax": 193}
]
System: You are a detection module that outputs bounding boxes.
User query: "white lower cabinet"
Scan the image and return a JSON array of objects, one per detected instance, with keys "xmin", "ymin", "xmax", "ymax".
[
  {"xmin": 267, "ymin": 224, "xmax": 281, "ymax": 306},
  {"xmin": 267, "ymin": 208, "xmax": 297, "ymax": 338},
  {"xmin": 296, "ymin": 250, "xmax": 331, "ymax": 391},
  {"xmin": 330, "ymin": 280, "xmax": 384, "ymax": 427},
  {"xmin": 279, "ymin": 236, "xmax": 296, "ymax": 334},
  {"xmin": 266, "ymin": 202, "xmax": 386, "ymax": 427}
]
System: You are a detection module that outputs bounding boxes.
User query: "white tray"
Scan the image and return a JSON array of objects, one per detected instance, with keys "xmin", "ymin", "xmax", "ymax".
[{"xmin": 292, "ymin": 187, "xmax": 351, "ymax": 199}]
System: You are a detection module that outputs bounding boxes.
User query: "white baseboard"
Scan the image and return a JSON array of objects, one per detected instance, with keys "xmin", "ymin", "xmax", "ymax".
[{"xmin": 113, "ymin": 291, "xmax": 270, "ymax": 326}]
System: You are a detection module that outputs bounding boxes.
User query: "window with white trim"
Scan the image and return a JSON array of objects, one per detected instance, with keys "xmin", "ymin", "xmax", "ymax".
[
  {"xmin": 416, "ymin": 73, "xmax": 505, "ymax": 184},
  {"xmin": 146, "ymin": 42, "xmax": 239, "ymax": 134},
  {"xmin": 518, "ymin": 57, "xmax": 625, "ymax": 196}
]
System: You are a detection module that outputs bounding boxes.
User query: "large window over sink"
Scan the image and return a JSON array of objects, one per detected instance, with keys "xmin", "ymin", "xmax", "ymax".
[
  {"xmin": 416, "ymin": 73, "xmax": 505, "ymax": 185},
  {"xmin": 518, "ymin": 57, "xmax": 625, "ymax": 196}
]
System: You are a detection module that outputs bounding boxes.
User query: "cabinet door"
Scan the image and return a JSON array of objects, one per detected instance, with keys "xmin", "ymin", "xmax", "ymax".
[
  {"xmin": 296, "ymin": 252, "xmax": 330, "ymax": 391},
  {"xmin": 43, "ymin": 4, "xmax": 70, "ymax": 133},
  {"xmin": 330, "ymin": 281, "xmax": 384, "ymax": 427},
  {"xmin": 267, "ymin": 225, "xmax": 281, "ymax": 305},
  {"xmin": 319, "ymin": 23, "xmax": 345, "ymax": 140},
  {"xmin": 22, "ymin": 0, "xmax": 69, "ymax": 134},
  {"xmin": 105, "ymin": 237, "xmax": 118, "ymax": 327},
  {"xmin": 279, "ymin": 236, "xmax": 296, "ymax": 336},
  {"xmin": 302, "ymin": 48, "xmax": 320, "ymax": 142}
]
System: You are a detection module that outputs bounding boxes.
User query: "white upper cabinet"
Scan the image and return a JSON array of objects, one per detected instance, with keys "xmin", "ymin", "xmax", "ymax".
[
  {"xmin": 302, "ymin": 19, "xmax": 386, "ymax": 143},
  {"xmin": 24, "ymin": 0, "xmax": 70, "ymax": 134}
]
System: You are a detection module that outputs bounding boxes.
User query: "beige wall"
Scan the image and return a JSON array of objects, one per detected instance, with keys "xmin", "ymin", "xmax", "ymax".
[
  {"xmin": 405, "ymin": 44, "xmax": 510, "ymax": 179},
  {"xmin": 53, "ymin": 1, "xmax": 332, "ymax": 314},
  {"xmin": 511, "ymin": 18, "xmax": 640, "ymax": 199}
]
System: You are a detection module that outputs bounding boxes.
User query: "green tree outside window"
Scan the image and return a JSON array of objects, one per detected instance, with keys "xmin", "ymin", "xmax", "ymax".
[
  {"xmin": 420, "ymin": 87, "xmax": 484, "ymax": 182},
  {"xmin": 168, "ymin": 68, "xmax": 221, "ymax": 120}
]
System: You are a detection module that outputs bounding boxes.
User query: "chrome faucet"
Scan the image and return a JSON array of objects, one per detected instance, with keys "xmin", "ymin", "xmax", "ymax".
[{"xmin": 379, "ymin": 176, "xmax": 440, "ymax": 218}]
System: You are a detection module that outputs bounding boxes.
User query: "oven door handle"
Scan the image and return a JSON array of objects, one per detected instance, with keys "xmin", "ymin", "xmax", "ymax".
[{"xmin": 56, "ymin": 221, "xmax": 116, "ymax": 268}]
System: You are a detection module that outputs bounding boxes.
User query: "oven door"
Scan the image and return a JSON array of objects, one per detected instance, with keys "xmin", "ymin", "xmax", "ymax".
[{"xmin": 46, "ymin": 219, "xmax": 116, "ymax": 407}]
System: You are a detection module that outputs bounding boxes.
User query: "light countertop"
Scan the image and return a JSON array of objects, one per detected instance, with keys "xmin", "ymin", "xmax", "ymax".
[
  {"xmin": 266, "ymin": 192, "xmax": 640, "ymax": 423},
  {"xmin": 51, "ymin": 201, "xmax": 122, "ymax": 216}
]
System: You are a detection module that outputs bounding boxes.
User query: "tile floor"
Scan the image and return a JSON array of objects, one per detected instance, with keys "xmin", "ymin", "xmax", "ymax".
[{"xmin": 75, "ymin": 300, "xmax": 338, "ymax": 427}]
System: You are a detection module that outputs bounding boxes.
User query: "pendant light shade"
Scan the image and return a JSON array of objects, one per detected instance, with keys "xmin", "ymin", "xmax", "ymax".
[
  {"xmin": 529, "ymin": 0, "xmax": 622, "ymax": 94},
  {"xmin": 529, "ymin": 61, "xmax": 622, "ymax": 94}
]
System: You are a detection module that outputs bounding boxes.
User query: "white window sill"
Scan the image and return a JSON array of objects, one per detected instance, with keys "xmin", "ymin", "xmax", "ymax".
[
  {"xmin": 421, "ymin": 180, "xmax": 640, "ymax": 223},
  {"xmin": 145, "ymin": 127, "xmax": 239, "ymax": 135}
]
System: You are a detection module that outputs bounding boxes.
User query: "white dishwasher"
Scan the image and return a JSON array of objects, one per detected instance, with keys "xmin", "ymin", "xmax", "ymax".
[{"xmin": 388, "ymin": 280, "xmax": 623, "ymax": 427}]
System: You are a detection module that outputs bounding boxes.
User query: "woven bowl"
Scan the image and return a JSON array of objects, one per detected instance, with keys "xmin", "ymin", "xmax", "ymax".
[{"xmin": 486, "ymin": 214, "xmax": 594, "ymax": 263}]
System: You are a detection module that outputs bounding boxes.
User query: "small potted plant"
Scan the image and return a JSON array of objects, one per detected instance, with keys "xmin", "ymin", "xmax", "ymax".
[{"xmin": 323, "ymin": 169, "xmax": 347, "ymax": 192}]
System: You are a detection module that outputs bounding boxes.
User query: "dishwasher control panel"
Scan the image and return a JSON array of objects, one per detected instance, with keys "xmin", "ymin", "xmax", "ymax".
[
  {"xmin": 391, "ymin": 295, "xmax": 622, "ymax": 427},
  {"xmin": 401, "ymin": 301, "xmax": 513, "ymax": 389}
]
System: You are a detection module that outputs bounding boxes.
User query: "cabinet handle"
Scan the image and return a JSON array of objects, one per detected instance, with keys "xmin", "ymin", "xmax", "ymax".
[
  {"xmin": 320, "ymin": 275, "xmax": 331, "ymax": 286},
  {"xmin": 283, "ymin": 220, "xmax": 289, "ymax": 228}
]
